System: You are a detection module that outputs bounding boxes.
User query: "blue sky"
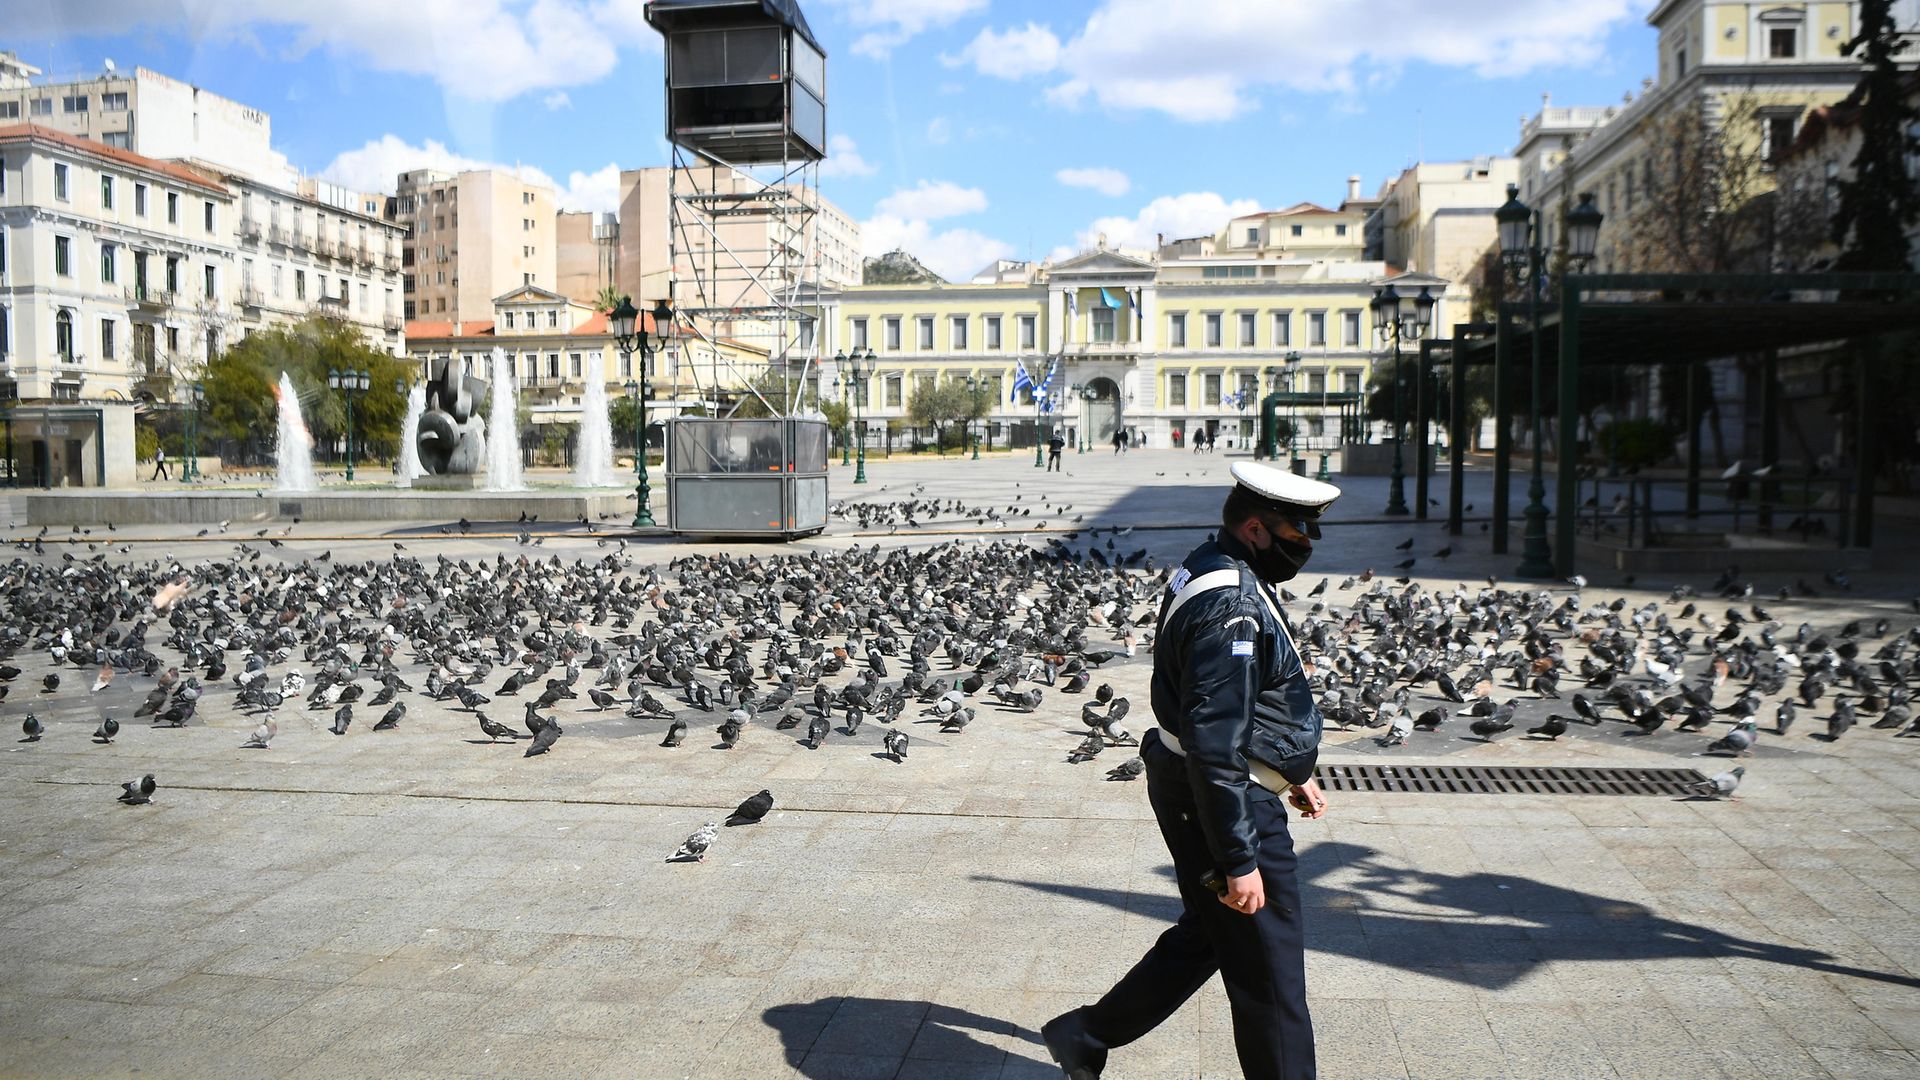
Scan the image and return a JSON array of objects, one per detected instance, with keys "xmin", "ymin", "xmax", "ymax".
[{"xmin": 19, "ymin": 0, "xmax": 1660, "ymax": 279}]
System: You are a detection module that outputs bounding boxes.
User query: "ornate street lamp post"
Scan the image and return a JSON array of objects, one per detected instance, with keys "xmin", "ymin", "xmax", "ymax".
[
  {"xmin": 326, "ymin": 367, "xmax": 370, "ymax": 482},
  {"xmin": 964, "ymin": 375, "xmax": 986, "ymax": 459},
  {"xmin": 611, "ymin": 295, "xmax": 674, "ymax": 527},
  {"xmin": 1077, "ymin": 383, "xmax": 1099, "ymax": 452},
  {"xmin": 1371, "ymin": 284, "xmax": 1434, "ymax": 515},
  {"xmin": 834, "ymin": 347, "xmax": 876, "ymax": 484},
  {"xmin": 182, "ymin": 380, "xmax": 206, "ymax": 483},
  {"xmin": 1282, "ymin": 351, "xmax": 1303, "ymax": 473},
  {"xmin": 622, "ymin": 379, "xmax": 644, "ymax": 479},
  {"xmin": 1496, "ymin": 185, "xmax": 1605, "ymax": 578}
]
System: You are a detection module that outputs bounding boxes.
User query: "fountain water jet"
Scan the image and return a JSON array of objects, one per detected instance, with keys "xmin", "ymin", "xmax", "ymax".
[
  {"xmin": 485, "ymin": 347, "xmax": 525, "ymax": 491},
  {"xmin": 273, "ymin": 371, "xmax": 317, "ymax": 492},
  {"xmin": 396, "ymin": 383, "xmax": 426, "ymax": 487},
  {"xmin": 574, "ymin": 350, "xmax": 616, "ymax": 487}
]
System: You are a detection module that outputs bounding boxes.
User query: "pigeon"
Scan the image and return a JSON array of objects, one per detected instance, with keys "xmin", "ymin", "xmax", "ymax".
[
  {"xmin": 118, "ymin": 773, "xmax": 156, "ymax": 805},
  {"xmin": 525, "ymin": 719, "xmax": 563, "ymax": 757},
  {"xmin": 806, "ymin": 715, "xmax": 829, "ymax": 749},
  {"xmin": 882, "ymin": 727, "xmax": 908, "ymax": 762},
  {"xmin": 1527, "ymin": 715, "xmax": 1570, "ymax": 740},
  {"xmin": 478, "ymin": 713, "xmax": 517, "ymax": 742},
  {"xmin": 241, "ymin": 719, "xmax": 278, "ymax": 749},
  {"xmin": 1691, "ymin": 766, "xmax": 1745, "ymax": 799},
  {"xmin": 1105, "ymin": 756, "xmax": 1145, "ymax": 781},
  {"xmin": 717, "ymin": 716, "xmax": 743, "ymax": 749},
  {"xmin": 20, "ymin": 714, "xmax": 42, "ymax": 741},
  {"xmin": 1068, "ymin": 731, "xmax": 1105, "ymax": 763},
  {"xmin": 1469, "ymin": 715, "xmax": 1513, "ymax": 741},
  {"xmin": 1378, "ymin": 711, "xmax": 1415, "ymax": 747},
  {"xmin": 725, "ymin": 789, "xmax": 774, "ymax": 826},
  {"xmin": 92, "ymin": 717, "xmax": 119, "ymax": 744},
  {"xmin": 330, "ymin": 705, "xmax": 353, "ymax": 735},
  {"xmin": 1707, "ymin": 720, "xmax": 1757, "ymax": 756},
  {"xmin": 374, "ymin": 702, "xmax": 406, "ymax": 730},
  {"xmin": 661, "ymin": 719, "xmax": 688, "ymax": 748},
  {"xmin": 667, "ymin": 822, "xmax": 719, "ymax": 862}
]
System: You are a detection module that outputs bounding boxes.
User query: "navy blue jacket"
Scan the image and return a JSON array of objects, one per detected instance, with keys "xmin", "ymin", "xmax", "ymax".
[{"xmin": 1150, "ymin": 533, "xmax": 1321, "ymax": 877}]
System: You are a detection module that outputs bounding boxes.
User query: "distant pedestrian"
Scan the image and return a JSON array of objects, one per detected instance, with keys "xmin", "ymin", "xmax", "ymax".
[
  {"xmin": 1193, "ymin": 427, "xmax": 1206, "ymax": 455},
  {"xmin": 1112, "ymin": 430, "xmax": 1126, "ymax": 455},
  {"xmin": 150, "ymin": 448, "xmax": 171, "ymax": 481},
  {"xmin": 1047, "ymin": 433, "xmax": 1066, "ymax": 472}
]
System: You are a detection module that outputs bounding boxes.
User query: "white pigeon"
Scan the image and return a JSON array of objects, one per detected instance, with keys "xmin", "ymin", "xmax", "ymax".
[
  {"xmin": 241, "ymin": 718, "xmax": 278, "ymax": 749},
  {"xmin": 1721, "ymin": 460, "xmax": 1742, "ymax": 479},
  {"xmin": 668, "ymin": 822, "xmax": 719, "ymax": 863}
]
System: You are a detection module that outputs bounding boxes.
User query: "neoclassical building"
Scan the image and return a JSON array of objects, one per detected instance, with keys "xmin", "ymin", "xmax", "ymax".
[{"xmin": 810, "ymin": 212, "xmax": 1462, "ymax": 451}]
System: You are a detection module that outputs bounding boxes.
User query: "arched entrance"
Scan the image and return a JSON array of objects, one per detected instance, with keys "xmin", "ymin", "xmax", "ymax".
[{"xmin": 1085, "ymin": 377, "xmax": 1123, "ymax": 446}]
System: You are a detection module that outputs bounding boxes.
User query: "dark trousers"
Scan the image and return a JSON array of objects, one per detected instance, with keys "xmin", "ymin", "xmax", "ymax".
[
  {"xmin": 1047, "ymin": 451, "xmax": 1062, "ymax": 472},
  {"xmin": 1083, "ymin": 734, "xmax": 1315, "ymax": 1080},
  {"xmin": 151, "ymin": 461, "xmax": 170, "ymax": 481}
]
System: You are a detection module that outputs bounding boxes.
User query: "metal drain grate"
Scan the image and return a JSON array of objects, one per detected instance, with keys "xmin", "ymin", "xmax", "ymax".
[{"xmin": 1316, "ymin": 763, "xmax": 1708, "ymax": 797}]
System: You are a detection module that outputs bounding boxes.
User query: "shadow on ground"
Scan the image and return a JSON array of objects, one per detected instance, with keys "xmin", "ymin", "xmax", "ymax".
[
  {"xmin": 762, "ymin": 997, "xmax": 1049, "ymax": 1078},
  {"xmin": 977, "ymin": 842, "xmax": 1920, "ymax": 991}
]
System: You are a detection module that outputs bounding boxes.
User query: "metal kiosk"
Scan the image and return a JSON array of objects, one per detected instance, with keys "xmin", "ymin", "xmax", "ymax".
[{"xmin": 665, "ymin": 417, "xmax": 829, "ymax": 539}]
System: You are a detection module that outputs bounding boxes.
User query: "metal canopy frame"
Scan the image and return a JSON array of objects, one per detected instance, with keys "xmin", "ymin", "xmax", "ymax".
[{"xmin": 1448, "ymin": 272, "xmax": 1920, "ymax": 576}]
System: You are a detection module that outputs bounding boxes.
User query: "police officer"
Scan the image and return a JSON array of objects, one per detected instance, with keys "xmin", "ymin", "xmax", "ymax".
[{"xmin": 1043, "ymin": 461, "xmax": 1336, "ymax": 1080}]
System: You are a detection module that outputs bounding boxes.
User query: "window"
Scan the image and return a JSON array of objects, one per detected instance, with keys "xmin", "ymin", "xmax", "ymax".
[
  {"xmin": 1335, "ymin": 224, "xmax": 1349, "ymax": 237},
  {"xmin": 798, "ymin": 320, "xmax": 815, "ymax": 349},
  {"xmin": 884, "ymin": 375, "xmax": 902, "ymax": 408},
  {"xmin": 851, "ymin": 317, "xmax": 869, "ymax": 349},
  {"xmin": 1238, "ymin": 311, "xmax": 1256, "ymax": 348},
  {"xmin": 916, "ymin": 316, "xmax": 933, "ymax": 350},
  {"xmin": 1308, "ymin": 312, "xmax": 1327, "ymax": 347},
  {"xmin": 1018, "ymin": 314, "xmax": 1036, "ymax": 350},
  {"xmin": 54, "ymin": 162, "xmax": 68, "ymax": 200},
  {"xmin": 547, "ymin": 310, "xmax": 558, "ymax": 328},
  {"xmin": 1309, "ymin": 371, "xmax": 1326, "ymax": 393},
  {"xmin": 506, "ymin": 312, "xmax": 516, "ymax": 329},
  {"xmin": 0, "ymin": 307, "xmax": 7, "ymax": 355},
  {"xmin": 166, "ymin": 256, "xmax": 179, "ymax": 293},
  {"xmin": 166, "ymin": 326, "xmax": 179, "ymax": 356},
  {"xmin": 29, "ymin": 98, "xmax": 51, "ymax": 117},
  {"xmin": 167, "ymin": 192, "xmax": 179, "ymax": 224},
  {"xmin": 203, "ymin": 265, "xmax": 216, "ymax": 298},
  {"xmin": 204, "ymin": 201, "xmax": 216, "ymax": 232},
  {"xmin": 134, "ymin": 183, "xmax": 146, "ymax": 216},
  {"xmin": 1343, "ymin": 371, "xmax": 1361, "ymax": 394},
  {"xmin": 54, "ymin": 235, "xmax": 70, "ymax": 276},
  {"xmin": 403, "ymin": 273, "xmax": 415, "ymax": 293},
  {"xmin": 1237, "ymin": 373, "xmax": 1257, "ymax": 402},
  {"xmin": 1341, "ymin": 310, "xmax": 1361, "ymax": 347},
  {"xmin": 950, "ymin": 315, "xmax": 968, "ymax": 351},
  {"xmin": 570, "ymin": 353, "xmax": 583, "ymax": 378},
  {"xmin": 1245, "ymin": 227, "xmax": 1260, "ymax": 245},
  {"xmin": 271, "ymin": 264, "xmax": 281, "ymax": 296},
  {"xmin": 1091, "ymin": 306, "xmax": 1116, "ymax": 343},
  {"xmin": 1169, "ymin": 312, "xmax": 1187, "ymax": 347},
  {"xmin": 1201, "ymin": 265, "xmax": 1256, "ymax": 279},
  {"xmin": 1764, "ymin": 112, "xmax": 1798, "ymax": 164},
  {"xmin": 56, "ymin": 310, "xmax": 74, "ymax": 360},
  {"xmin": 102, "ymin": 92, "xmax": 128, "ymax": 111},
  {"xmin": 1674, "ymin": 47, "xmax": 1687, "ymax": 78},
  {"xmin": 1289, "ymin": 224, "xmax": 1303, "ymax": 237},
  {"xmin": 617, "ymin": 349, "xmax": 629, "ymax": 378},
  {"xmin": 1203, "ymin": 372, "xmax": 1221, "ymax": 405},
  {"xmin": 101, "ymin": 175, "xmax": 114, "ymax": 210},
  {"xmin": 294, "ymin": 269, "xmax": 306, "ymax": 300},
  {"xmin": 885, "ymin": 317, "xmax": 902, "ymax": 351},
  {"xmin": 0, "ymin": 102, "xmax": 16, "ymax": 120},
  {"xmin": 99, "ymin": 318, "xmax": 115, "ymax": 361},
  {"xmin": 99, "ymin": 242, "xmax": 115, "ymax": 284},
  {"xmin": 404, "ymin": 301, "xmax": 416, "ymax": 320},
  {"xmin": 101, "ymin": 132, "xmax": 130, "ymax": 150},
  {"xmin": 1769, "ymin": 26, "xmax": 1797, "ymax": 58},
  {"xmin": 1204, "ymin": 313, "xmax": 1222, "ymax": 348},
  {"xmin": 1167, "ymin": 373, "xmax": 1186, "ymax": 407},
  {"xmin": 1273, "ymin": 312, "xmax": 1291, "ymax": 347},
  {"xmin": 548, "ymin": 353, "xmax": 561, "ymax": 379},
  {"xmin": 985, "ymin": 315, "xmax": 1001, "ymax": 350},
  {"xmin": 62, "ymin": 95, "xmax": 88, "ymax": 113}
]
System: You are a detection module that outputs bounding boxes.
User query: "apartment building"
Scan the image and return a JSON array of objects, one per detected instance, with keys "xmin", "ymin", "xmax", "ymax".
[
  {"xmin": 0, "ymin": 125, "xmax": 238, "ymax": 485},
  {"xmin": 1375, "ymin": 157, "xmax": 1522, "ymax": 285},
  {"xmin": 556, "ymin": 210, "xmax": 618, "ymax": 305},
  {"xmin": 227, "ymin": 172, "xmax": 407, "ymax": 352},
  {"xmin": 389, "ymin": 168, "xmax": 557, "ymax": 326}
]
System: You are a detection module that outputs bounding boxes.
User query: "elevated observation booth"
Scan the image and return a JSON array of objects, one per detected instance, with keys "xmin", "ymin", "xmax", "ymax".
[
  {"xmin": 664, "ymin": 416, "xmax": 829, "ymax": 539},
  {"xmin": 646, "ymin": 0, "xmax": 826, "ymax": 165}
]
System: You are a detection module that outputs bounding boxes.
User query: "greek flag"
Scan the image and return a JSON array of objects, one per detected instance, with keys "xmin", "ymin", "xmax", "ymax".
[
  {"xmin": 1035, "ymin": 357, "xmax": 1062, "ymax": 413},
  {"xmin": 1011, "ymin": 358, "xmax": 1034, "ymax": 401}
]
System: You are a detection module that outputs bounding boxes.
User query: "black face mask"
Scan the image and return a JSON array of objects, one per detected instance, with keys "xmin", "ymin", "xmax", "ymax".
[{"xmin": 1249, "ymin": 533, "xmax": 1314, "ymax": 584}]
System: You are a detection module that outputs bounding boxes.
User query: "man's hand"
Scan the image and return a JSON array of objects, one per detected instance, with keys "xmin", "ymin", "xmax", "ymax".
[
  {"xmin": 1219, "ymin": 870, "xmax": 1265, "ymax": 915},
  {"xmin": 1288, "ymin": 779, "xmax": 1328, "ymax": 819}
]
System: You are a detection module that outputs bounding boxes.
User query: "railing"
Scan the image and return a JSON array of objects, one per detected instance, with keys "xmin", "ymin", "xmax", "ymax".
[
  {"xmin": 124, "ymin": 287, "xmax": 173, "ymax": 311},
  {"xmin": 239, "ymin": 285, "xmax": 265, "ymax": 308},
  {"xmin": 1062, "ymin": 340, "xmax": 1141, "ymax": 355},
  {"xmin": 239, "ymin": 216, "xmax": 263, "ymax": 241},
  {"xmin": 268, "ymin": 225, "xmax": 289, "ymax": 246},
  {"xmin": 382, "ymin": 253, "xmax": 400, "ymax": 272},
  {"xmin": 1576, "ymin": 472, "xmax": 1857, "ymax": 550},
  {"xmin": 382, "ymin": 314, "xmax": 402, "ymax": 332}
]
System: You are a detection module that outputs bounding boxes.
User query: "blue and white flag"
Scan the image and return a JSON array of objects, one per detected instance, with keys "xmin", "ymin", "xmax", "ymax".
[
  {"xmin": 1035, "ymin": 357, "xmax": 1061, "ymax": 410},
  {"xmin": 1011, "ymin": 358, "xmax": 1034, "ymax": 401}
]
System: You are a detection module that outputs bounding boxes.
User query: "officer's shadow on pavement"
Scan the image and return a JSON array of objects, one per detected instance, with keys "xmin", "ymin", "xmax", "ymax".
[
  {"xmin": 974, "ymin": 841, "xmax": 1920, "ymax": 991},
  {"xmin": 761, "ymin": 996, "xmax": 1052, "ymax": 1078}
]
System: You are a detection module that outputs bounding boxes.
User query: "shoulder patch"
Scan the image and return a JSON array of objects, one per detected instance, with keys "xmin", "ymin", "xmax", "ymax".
[
  {"xmin": 1231, "ymin": 640, "xmax": 1255, "ymax": 657},
  {"xmin": 1168, "ymin": 568, "xmax": 1193, "ymax": 594}
]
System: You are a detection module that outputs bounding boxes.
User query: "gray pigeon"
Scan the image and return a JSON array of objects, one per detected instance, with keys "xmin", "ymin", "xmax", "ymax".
[
  {"xmin": 1706, "ymin": 719, "xmax": 1756, "ymax": 756},
  {"xmin": 1105, "ymin": 756, "xmax": 1144, "ymax": 781},
  {"xmin": 1068, "ymin": 732, "xmax": 1104, "ymax": 764},
  {"xmin": 668, "ymin": 822, "xmax": 718, "ymax": 862},
  {"xmin": 118, "ymin": 773, "xmax": 156, "ymax": 805},
  {"xmin": 1378, "ymin": 711, "xmax": 1415, "ymax": 747},
  {"xmin": 525, "ymin": 719, "xmax": 563, "ymax": 757},
  {"xmin": 1691, "ymin": 766, "xmax": 1745, "ymax": 799},
  {"xmin": 241, "ymin": 718, "xmax": 278, "ymax": 749},
  {"xmin": 882, "ymin": 727, "xmax": 907, "ymax": 762},
  {"xmin": 725, "ymin": 789, "xmax": 773, "ymax": 826},
  {"xmin": 661, "ymin": 719, "xmax": 687, "ymax": 748},
  {"xmin": 806, "ymin": 714, "xmax": 829, "ymax": 749},
  {"xmin": 21, "ymin": 713, "xmax": 42, "ymax": 741},
  {"xmin": 92, "ymin": 717, "xmax": 118, "ymax": 744}
]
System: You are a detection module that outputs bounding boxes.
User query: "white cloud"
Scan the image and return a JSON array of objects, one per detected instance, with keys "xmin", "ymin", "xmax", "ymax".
[
  {"xmin": 318, "ymin": 134, "xmax": 618, "ymax": 212},
  {"xmin": 1055, "ymin": 167, "xmax": 1131, "ymax": 198},
  {"xmin": 874, "ymin": 180, "xmax": 988, "ymax": 222},
  {"xmin": 813, "ymin": 0, "xmax": 990, "ymax": 58},
  {"xmin": 925, "ymin": 117, "xmax": 952, "ymax": 145},
  {"xmin": 943, "ymin": 23, "xmax": 1061, "ymax": 79},
  {"xmin": 1069, "ymin": 191, "xmax": 1263, "ymax": 253},
  {"xmin": 818, "ymin": 135, "xmax": 877, "ymax": 179},
  {"xmin": 953, "ymin": 0, "xmax": 1651, "ymax": 121},
  {"xmin": 861, "ymin": 215, "xmax": 1012, "ymax": 282},
  {"xmin": 11, "ymin": 0, "xmax": 660, "ymax": 104},
  {"xmin": 542, "ymin": 91, "xmax": 572, "ymax": 111}
]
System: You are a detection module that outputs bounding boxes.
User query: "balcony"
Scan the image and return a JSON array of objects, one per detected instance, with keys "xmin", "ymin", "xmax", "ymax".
[
  {"xmin": 1061, "ymin": 340, "xmax": 1141, "ymax": 357},
  {"xmin": 356, "ymin": 245, "xmax": 374, "ymax": 267},
  {"xmin": 239, "ymin": 285, "xmax": 265, "ymax": 309},
  {"xmin": 125, "ymin": 287, "xmax": 173, "ymax": 313},
  {"xmin": 382, "ymin": 314, "xmax": 403, "ymax": 333},
  {"xmin": 382, "ymin": 253, "xmax": 401, "ymax": 272},
  {"xmin": 268, "ymin": 225, "xmax": 290, "ymax": 246},
  {"xmin": 239, "ymin": 216, "xmax": 263, "ymax": 242}
]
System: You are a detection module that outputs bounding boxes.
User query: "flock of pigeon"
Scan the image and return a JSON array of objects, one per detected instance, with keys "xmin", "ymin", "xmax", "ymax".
[{"xmin": 5, "ymin": 511, "xmax": 1914, "ymax": 858}]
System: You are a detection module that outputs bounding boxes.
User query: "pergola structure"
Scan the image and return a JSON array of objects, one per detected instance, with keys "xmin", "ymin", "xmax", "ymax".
[{"xmin": 1445, "ymin": 272, "xmax": 1920, "ymax": 577}]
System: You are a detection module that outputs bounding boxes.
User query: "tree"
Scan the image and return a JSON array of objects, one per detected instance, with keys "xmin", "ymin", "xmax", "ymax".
[
  {"xmin": 205, "ymin": 316, "xmax": 413, "ymax": 463},
  {"xmin": 1832, "ymin": 0, "xmax": 1920, "ymax": 272},
  {"xmin": 1616, "ymin": 93, "xmax": 1777, "ymax": 274},
  {"xmin": 907, "ymin": 378, "xmax": 983, "ymax": 453},
  {"xmin": 593, "ymin": 284, "xmax": 622, "ymax": 314}
]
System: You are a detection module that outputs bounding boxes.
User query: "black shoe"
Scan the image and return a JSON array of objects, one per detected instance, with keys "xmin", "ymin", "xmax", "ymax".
[{"xmin": 1041, "ymin": 1008, "xmax": 1107, "ymax": 1080}]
